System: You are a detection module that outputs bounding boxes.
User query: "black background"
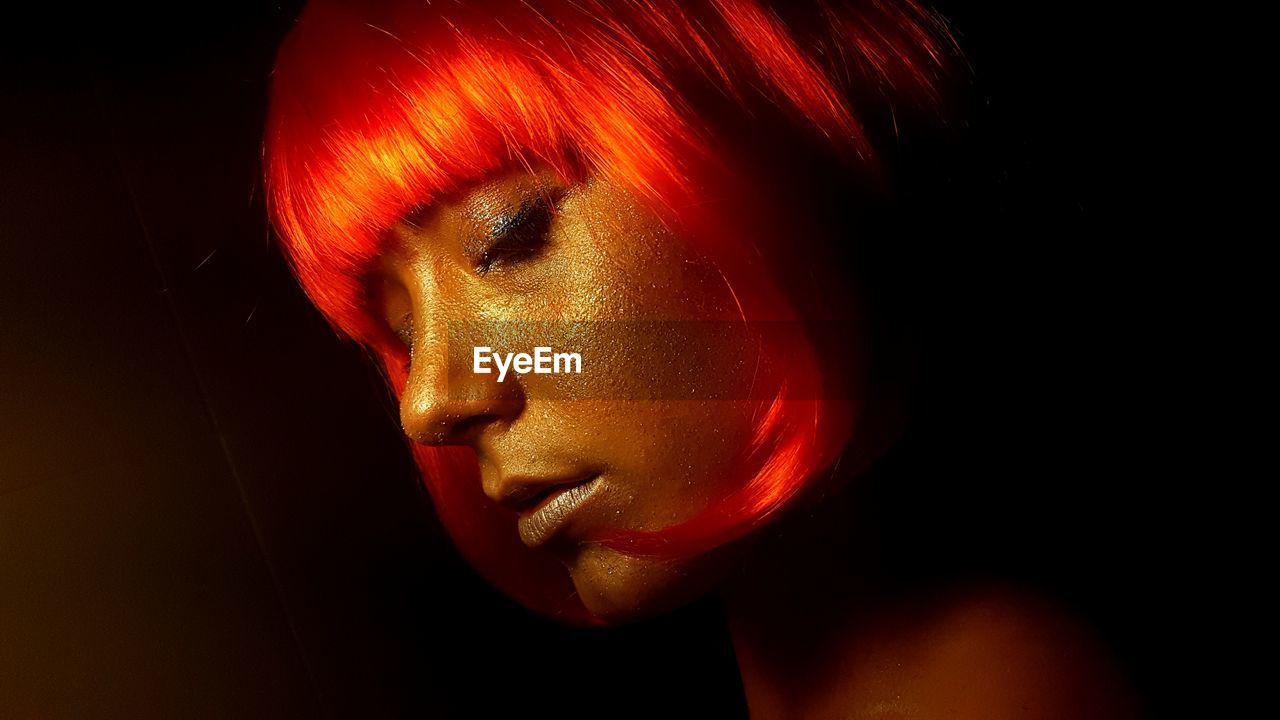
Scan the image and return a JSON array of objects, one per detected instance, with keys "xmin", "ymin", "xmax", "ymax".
[{"xmin": 2, "ymin": 2, "xmax": 1181, "ymax": 717}]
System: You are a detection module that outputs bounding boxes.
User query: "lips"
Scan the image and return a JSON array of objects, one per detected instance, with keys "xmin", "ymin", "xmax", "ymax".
[{"xmin": 513, "ymin": 475, "xmax": 601, "ymax": 547}]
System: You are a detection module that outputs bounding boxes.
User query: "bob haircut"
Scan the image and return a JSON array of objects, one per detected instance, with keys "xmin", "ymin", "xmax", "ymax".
[{"xmin": 265, "ymin": 0, "xmax": 957, "ymax": 622}]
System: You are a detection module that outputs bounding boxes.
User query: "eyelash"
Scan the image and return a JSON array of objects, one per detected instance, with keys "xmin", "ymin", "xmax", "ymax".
[
  {"xmin": 375, "ymin": 190, "xmax": 560, "ymax": 351},
  {"xmin": 474, "ymin": 194, "xmax": 556, "ymax": 275}
]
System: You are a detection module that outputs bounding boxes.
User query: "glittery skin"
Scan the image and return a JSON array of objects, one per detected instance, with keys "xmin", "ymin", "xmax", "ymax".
[{"xmin": 371, "ymin": 168, "xmax": 762, "ymax": 620}]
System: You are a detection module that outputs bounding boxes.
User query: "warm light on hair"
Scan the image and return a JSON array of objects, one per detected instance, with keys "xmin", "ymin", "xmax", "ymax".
[{"xmin": 265, "ymin": 0, "xmax": 956, "ymax": 622}]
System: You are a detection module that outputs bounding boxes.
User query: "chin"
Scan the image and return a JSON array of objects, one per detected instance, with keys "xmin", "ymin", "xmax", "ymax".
[{"xmin": 565, "ymin": 543, "xmax": 733, "ymax": 624}]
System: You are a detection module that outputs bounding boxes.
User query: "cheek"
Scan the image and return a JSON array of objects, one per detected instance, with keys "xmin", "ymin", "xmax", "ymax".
[
  {"xmin": 551, "ymin": 179, "xmax": 747, "ymax": 322},
  {"xmin": 551, "ymin": 398, "xmax": 758, "ymax": 529},
  {"xmin": 518, "ymin": 179, "xmax": 775, "ymax": 616},
  {"xmin": 545, "ymin": 187, "xmax": 764, "ymax": 525}
]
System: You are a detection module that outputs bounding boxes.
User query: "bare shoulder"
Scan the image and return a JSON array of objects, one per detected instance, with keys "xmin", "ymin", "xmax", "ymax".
[{"xmin": 893, "ymin": 584, "xmax": 1142, "ymax": 719}]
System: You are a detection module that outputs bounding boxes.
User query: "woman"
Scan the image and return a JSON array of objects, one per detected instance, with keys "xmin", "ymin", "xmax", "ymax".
[{"xmin": 264, "ymin": 0, "xmax": 1138, "ymax": 716}]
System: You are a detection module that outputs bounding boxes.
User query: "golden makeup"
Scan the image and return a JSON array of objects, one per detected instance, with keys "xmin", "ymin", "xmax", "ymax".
[{"xmin": 369, "ymin": 168, "xmax": 767, "ymax": 619}]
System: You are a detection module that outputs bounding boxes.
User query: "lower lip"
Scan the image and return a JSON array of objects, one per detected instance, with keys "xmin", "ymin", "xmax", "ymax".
[{"xmin": 517, "ymin": 476, "xmax": 601, "ymax": 548}]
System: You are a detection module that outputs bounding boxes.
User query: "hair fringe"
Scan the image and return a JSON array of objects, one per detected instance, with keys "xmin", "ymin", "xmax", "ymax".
[{"xmin": 265, "ymin": 0, "xmax": 957, "ymax": 621}]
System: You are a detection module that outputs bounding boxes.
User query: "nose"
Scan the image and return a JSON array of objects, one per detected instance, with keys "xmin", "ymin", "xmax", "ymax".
[{"xmin": 399, "ymin": 333, "xmax": 524, "ymax": 447}]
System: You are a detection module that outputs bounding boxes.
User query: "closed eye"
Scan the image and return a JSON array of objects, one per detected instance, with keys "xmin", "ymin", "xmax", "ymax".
[{"xmin": 474, "ymin": 192, "xmax": 558, "ymax": 275}]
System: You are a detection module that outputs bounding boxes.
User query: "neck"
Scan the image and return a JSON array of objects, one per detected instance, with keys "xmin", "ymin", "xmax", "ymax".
[{"xmin": 719, "ymin": 477, "xmax": 885, "ymax": 719}]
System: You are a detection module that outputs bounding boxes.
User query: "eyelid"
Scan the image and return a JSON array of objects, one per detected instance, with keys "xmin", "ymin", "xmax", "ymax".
[
  {"xmin": 472, "ymin": 187, "xmax": 563, "ymax": 274},
  {"xmin": 502, "ymin": 183, "xmax": 564, "ymax": 225}
]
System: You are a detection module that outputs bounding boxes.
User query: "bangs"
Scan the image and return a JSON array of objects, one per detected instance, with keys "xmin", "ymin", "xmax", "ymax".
[
  {"xmin": 265, "ymin": 0, "xmax": 958, "ymax": 619},
  {"xmin": 267, "ymin": 0, "xmax": 708, "ymax": 341},
  {"xmin": 265, "ymin": 0, "xmax": 951, "ymax": 342}
]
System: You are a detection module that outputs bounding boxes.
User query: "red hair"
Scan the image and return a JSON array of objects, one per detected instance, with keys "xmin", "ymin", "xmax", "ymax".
[{"xmin": 265, "ymin": 0, "xmax": 955, "ymax": 622}]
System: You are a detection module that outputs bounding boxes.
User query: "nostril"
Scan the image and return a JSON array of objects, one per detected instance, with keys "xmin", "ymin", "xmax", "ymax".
[
  {"xmin": 405, "ymin": 413, "xmax": 500, "ymax": 446},
  {"xmin": 400, "ymin": 377, "xmax": 524, "ymax": 446}
]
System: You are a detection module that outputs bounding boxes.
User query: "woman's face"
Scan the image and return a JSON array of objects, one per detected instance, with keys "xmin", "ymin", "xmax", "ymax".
[{"xmin": 370, "ymin": 168, "xmax": 768, "ymax": 621}]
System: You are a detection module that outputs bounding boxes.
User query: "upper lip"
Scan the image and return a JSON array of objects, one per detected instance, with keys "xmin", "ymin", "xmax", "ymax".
[
  {"xmin": 491, "ymin": 470, "xmax": 596, "ymax": 514},
  {"xmin": 489, "ymin": 470, "xmax": 601, "ymax": 547}
]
